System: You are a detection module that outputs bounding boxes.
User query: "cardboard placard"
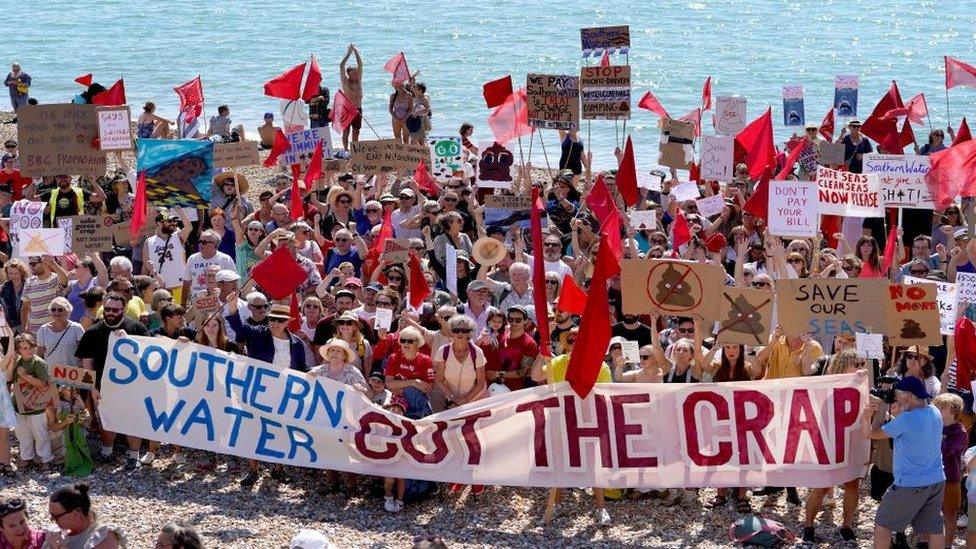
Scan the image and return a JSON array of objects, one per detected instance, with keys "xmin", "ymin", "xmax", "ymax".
[
  {"xmin": 65, "ymin": 215, "xmax": 115, "ymax": 255},
  {"xmin": 214, "ymin": 140, "xmax": 260, "ymax": 168},
  {"xmin": 904, "ymin": 275, "xmax": 957, "ymax": 336},
  {"xmin": 350, "ymin": 139, "xmax": 430, "ymax": 175},
  {"xmin": 620, "ymin": 340, "xmax": 640, "ymax": 364},
  {"xmin": 715, "ymin": 287, "xmax": 774, "ymax": 346},
  {"xmin": 628, "ymin": 210, "xmax": 657, "ymax": 231},
  {"xmin": 775, "ymin": 279, "xmax": 886, "ymax": 338},
  {"xmin": 700, "ymin": 135, "xmax": 734, "ymax": 182},
  {"xmin": 281, "ymin": 128, "xmax": 333, "ymax": 167},
  {"xmin": 9, "ymin": 200, "xmax": 44, "ymax": 259},
  {"xmin": 192, "ymin": 293, "xmax": 221, "ymax": 329},
  {"xmin": 670, "ymin": 181, "xmax": 700, "ymax": 203},
  {"xmin": 428, "ymin": 135, "xmax": 463, "ymax": 182},
  {"xmin": 695, "ymin": 194, "xmax": 726, "ymax": 219},
  {"xmin": 381, "ymin": 238, "xmax": 411, "ymax": 264},
  {"xmin": 884, "ymin": 283, "xmax": 941, "ymax": 346},
  {"xmin": 714, "ymin": 96, "xmax": 746, "ymax": 136},
  {"xmin": 96, "ymin": 106, "xmax": 133, "ymax": 151},
  {"xmin": 620, "ymin": 259, "xmax": 725, "ymax": 320},
  {"xmin": 658, "ymin": 118, "xmax": 695, "ymax": 169},
  {"xmin": 834, "ymin": 75, "xmax": 859, "ymax": 117},
  {"xmin": 817, "ymin": 143, "xmax": 845, "ymax": 166},
  {"xmin": 782, "ymin": 85, "xmax": 805, "ymax": 126},
  {"xmin": 18, "ymin": 228, "xmax": 67, "ymax": 257},
  {"xmin": 580, "ymin": 25, "xmax": 631, "ymax": 57},
  {"xmin": 856, "ymin": 333, "xmax": 884, "ymax": 359},
  {"xmin": 51, "ymin": 364, "xmax": 96, "ymax": 390},
  {"xmin": 862, "ymin": 154, "xmax": 932, "ymax": 209},
  {"xmin": 109, "ymin": 217, "xmax": 134, "ymax": 244},
  {"xmin": 637, "ymin": 172, "xmax": 661, "ymax": 192},
  {"xmin": 768, "ymin": 180, "xmax": 818, "ymax": 238},
  {"xmin": 475, "ymin": 141, "xmax": 514, "ymax": 189},
  {"xmin": 484, "ymin": 195, "xmax": 542, "ymax": 233},
  {"xmin": 580, "ymin": 65, "xmax": 631, "ymax": 120},
  {"xmin": 816, "ymin": 166, "xmax": 883, "ymax": 217},
  {"xmin": 17, "ymin": 104, "xmax": 107, "ymax": 177},
  {"xmin": 14, "ymin": 379, "xmax": 56, "ymax": 415},
  {"xmin": 526, "ymin": 74, "xmax": 580, "ymax": 130}
]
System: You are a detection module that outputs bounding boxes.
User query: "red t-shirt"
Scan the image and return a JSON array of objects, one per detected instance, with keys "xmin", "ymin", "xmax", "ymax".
[
  {"xmin": 0, "ymin": 170, "xmax": 30, "ymax": 201},
  {"xmin": 498, "ymin": 333, "xmax": 538, "ymax": 373},
  {"xmin": 385, "ymin": 351, "xmax": 434, "ymax": 382}
]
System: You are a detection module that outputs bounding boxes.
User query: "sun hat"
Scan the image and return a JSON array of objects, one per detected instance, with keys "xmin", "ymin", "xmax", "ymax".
[
  {"xmin": 213, "ymin": 171, "xmax": 249, "ymax": 194},
  {"xmin": 267, "ymin": 303, "xmax": 293, "ymax": 320},
  {"xmin": 472, "ymin": 237, "xmax": 508, "ymax": 266},
  {"xmin": 319, "ymin": 338, "xmax": 357, "ymax": 363}
]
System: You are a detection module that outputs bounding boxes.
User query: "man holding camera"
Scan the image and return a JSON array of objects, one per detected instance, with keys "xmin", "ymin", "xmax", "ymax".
[{"xmin": 862, "ymin": 376, "xmax": 946, "ymax": 549}]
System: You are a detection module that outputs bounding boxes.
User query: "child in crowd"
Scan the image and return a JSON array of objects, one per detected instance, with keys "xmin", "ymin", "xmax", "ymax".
[
  {"xmin": 382, "ymin": 397, "xmax": 408, "ymax": 513},
  {"xmin": 934, "ymin": 393, "xmax": 967, "ymax": 547},
  {"xmin": 1, "ymin": 334, "xmax": 53, "ymax": 470},
  {"xmin": 46, "ymin": 386, "xmax": 88, "ymax": 467}
]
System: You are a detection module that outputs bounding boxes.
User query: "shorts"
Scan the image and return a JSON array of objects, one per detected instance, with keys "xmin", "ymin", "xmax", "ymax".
[
  {"xmin": 350, "ymin": 108, "xmax": 362, "ymax": 131},
  {"xmin": 876, "ymin": 481, "xmax": 945, "ymax": 535}
]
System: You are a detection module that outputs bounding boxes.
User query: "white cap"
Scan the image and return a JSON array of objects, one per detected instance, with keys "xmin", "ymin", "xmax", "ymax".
[{"xmin": 215, "ymin": 269, "xmax": 241, "ymax": 283}]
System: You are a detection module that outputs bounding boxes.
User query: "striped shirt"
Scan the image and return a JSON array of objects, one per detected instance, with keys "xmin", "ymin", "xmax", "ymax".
[{"xmin": 22, "ymin": 273, "xmax": 62, "ymax": 335}]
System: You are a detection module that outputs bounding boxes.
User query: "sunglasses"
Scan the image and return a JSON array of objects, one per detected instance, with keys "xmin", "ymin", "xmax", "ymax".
[
  {"xmin": 904, "ymin": 353, "xmax": 920, "ymax": 360},
  {"xmin": 335, "ymin": 238, "xmax": 350, "ymax": 243},
  {"xmin": 387, "ymin": 276, "xmax": 403, "ymax": 282},
  {"xmin": 269, "ymin": 318, "xmax": 288, "ymax": 323},
  {"xmin": 399, "ymin": 338, "xmax": 417, "ymax": 344},
  {"xmin": 410, "ymin": 245, "xmax": 425, "ymax": 250},
  {"xmin": 337, "ymin": 199, "xmax": 352, "ymax": 204},
  {"xmin": 250, "ymin": 303, "xmax": 268, "ymax": 309},
  {"xmin": 842, "ymin": 265, "xmax": 856, "ymax": 272},
  {"xmin": 366, "ymin": 208, "xmax": 381, "ymax": 213},
  {"xmin": 304, "ymin": 304, "xmax": 320, "ymax": 309},
  {"xmin": 442, "ymin": 197, "xmax": 458, "ymax": 203},
  {"xmin": 247, "ymin": 227, "xmax": 263, "ymax": 232},
  {"xmin": 507, "ymin": 316, "xmax": 524, "ymax": 323},
  {"xmin": 545, "ymin": 280, "xmax": 559, "ymax": 285},
  {"xmin": 678, "ymin": 327, "xmax": 695, "ymax": 334},
  {"xmin": 543, "ymin": 242, "xmax": 561, "ymax": 248},
  {"xmin": 376, "ymin": 301, "xmax": 393, "ymax": 306},
  {"xmin": 751, "ymin": 281, "xmax": 769, "ymax": 288},
  {"xmin": 650, "ymin": 238, "xmax": 667, "ymax": 244},
  {"xmin": 640, "ymin": 354, "xmax": 652, "ymax": 360},
  {"xmin": 50, "ymin": 307, "xmax": 66, "ymax": 313},
  {"xmin": 788, "ymin": 258, "xmax": 804, "ymax": 264},
  {"xmin": 399, "ymin": 195, "xmax": 414, "ymax": 200},
  {"xmin": 452, "ymin": 328, "xmax": 472, "ymax": 335}
]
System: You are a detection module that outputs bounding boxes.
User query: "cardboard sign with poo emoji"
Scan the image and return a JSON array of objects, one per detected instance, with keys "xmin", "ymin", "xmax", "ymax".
[
  {"xmin": 884, "ymin": 283, "xmax": 941, "ymax": 346},
  {"xmin": 658, "ymin": 118, "xmax": 696, "ymax": 170},
  {"xmin": 715, "ymin": 287, "xmax": 773, "ymax": 346},
  {"xmin": 620, "ymin": 259, "xmax": 725, "ymax": 320}
]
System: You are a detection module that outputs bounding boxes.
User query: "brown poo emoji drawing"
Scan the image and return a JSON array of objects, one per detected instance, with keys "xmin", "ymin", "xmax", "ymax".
[
  {"xmin": 478, "ymin": 142, "xmax": 514, "ymax": 182},
  {"xmin": 655, "ymin": 263, "xmax": 694, "ymax": 308},
  {"xmin": 900, "ymin": 319, "xmax": 926, "ymax": 340},
  {"xmin": 723, "ymin": 295, "xmax": 763, "ymax": 334}
]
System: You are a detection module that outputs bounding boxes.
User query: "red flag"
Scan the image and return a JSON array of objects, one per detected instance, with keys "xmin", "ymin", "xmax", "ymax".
[
  {"xmin": 743, "ymin": 168, "xmax": 771, "ymax": 224},
  {"xmin": 775, "ymin": 138, "xmax": 807, "ymax": 180},
  {"xmin": 861, "ymin": 81, "xmax": 906, "ymax": 154},
  {"xmin": 330, "ymin": 90, "xmax": 358, "ymax": 133},
  {"xmin": 303, "ymin": 141, "xmax": 323, "ymax": 190},
  {"xmin": 678, "ymin": 108, "xmax": 702, "ymax": 138},
  {"xmin": 689, "ymin": 162, "xmax": 701, "ymax": 183},
  {"xmin": 173, "ymin": 76, "xmax": 204, "ymax": 110},
  {"xmin": 263, "ymin": 129, "xmax": 291, "ymax": 167},
  {"xmin": 483, "ymin": 75, "xmax": 513, "ymax": 109},
  {"xmin": 383, "ymin": 52, "xmax": 410, "ymax": 86},
  {"xmin": 488, "ymin": 87, "xmax": 532, "ymax": 145},
  {"xmin": 881, "ymin": 223, "xmax": 899, "ymax": 274},
  {"xmin": 565, "ymin": 215, "xmax": 620, "ymax": 398},
  {"xmin": 906, "ymin": 93, "xmax": 928, "ymax": 125},
  {"xmin": 74, "ymin": 73, "xmax": 93, "ymax": 87},
  {"xmin": 946, "ymin": 56, "xmax": 976, "ymax": 90},
  {"xmin": 372, "ymin": 209, "xmax": 395, "ymax": 256},
  {"xmin": 599, "ymin": 50, "xmax": 611, "ymax": 68},
  {"xmin": 900, "ymin": 119, "xmax": 916, "ymax": 148},
  {"xmin": 819, "ymin": 108, "xmax": 835, "ymax": 142},
  {"xmin": 926, "ymin": 139, "xmax": 976, "ymax": 209},
  {"xmin": 289, "ymin": 164, "xmax": 304, "ymax": 221},
  {"xmin": 734, "ymin": 108, "xmax": 775, "ymax": 180},
  {"xmin": 92, "ymin": 79, "xmax": 126, "ymax": 106},
  {"xmin": 301, "ymin": 56, "xmax": 322, "ymax": 102},
  {"xmin": 585, "ymin": 174, "xmax": 615, "ymax": 224},
  {"xmin": 701, "ymin": 76, "xmax": 712, "ymax": 111},
  {"xmin": 637, "ymin": 91, "xmax": 669, "ymax": 118},
  {"xmin": 288, "ymin": 293, "xmax": 301, "ymax": 333},
  {"xmin": 955, "ymin": 117, "xmax": 972, "ymax": 145},
  {"xmin": 530, "ymin": 188, "xmax": 552, "ymax": 357},
  {"xmin": 409, "ymin": 254, "xmax": 431, "ymax": 309},
  {"xmin": 251, "ymin": 246, "xmax": 308, "ymax": 300},
  {"xmin": 556, "ymin": 274, "xmax": 587, "ymax": 315},
  {"xmin": 616, "ymin": 136, "xmax": 639, "ymax": 207},
  {"xmin": 264, "ymin": 62, "xmax": 306, "ymax": 101},
  {"xmin": 130, "ymin": 171, "xmax": 148, "ymax": 239},
  {"xmin": 671, "ymin": 210, "xmax": 692, "ymax": 250},
  {"xmin": 955, "ymin": 318, "xmax": 976, "ymax": 392},
  {"xmin": 413, "ymin": 161, "xmax": 441, "ymax": 197}
]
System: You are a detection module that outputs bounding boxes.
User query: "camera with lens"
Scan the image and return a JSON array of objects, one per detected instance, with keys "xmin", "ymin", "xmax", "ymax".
[{"xmin": 869, "ymin": 376, "xmax": 899, "ymax": 404}]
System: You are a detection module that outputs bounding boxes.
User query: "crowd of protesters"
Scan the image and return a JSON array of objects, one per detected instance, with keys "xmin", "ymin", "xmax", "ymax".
[{"xmin": 1, "ymin": 53, "xmax": 975, "ymax": 548}]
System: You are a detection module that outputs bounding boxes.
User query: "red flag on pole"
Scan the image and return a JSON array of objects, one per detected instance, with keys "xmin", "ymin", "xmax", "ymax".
[
  {"xmin": 819, "ymin": 108, "xmax": 835, "ymax": 142},
  {"xmin": 946, "ymin": 56, "xmax": 976, "ymax": 90},
  {"xmin": 288, "ymin": 293, "xmax": 301, "ymax": 333},
  {"xmin": 130, "ymin": 171, "xmax": 147, "ymax": 239},
  {"xmin": 637, "ymin": 91, "xmax": 669, "ymax": 118},
  {"xmin": 330, "ymin": 90, "xmax": 358, "ymax": 133},
  {"xmin": 409, "ymin": 254, "xmax": 431, "ymax": 309},
  {"xmin": 925, "ymin": 139, "xmax": 976, "ymax": 210},
  {"xmin": 74, "ymin": 73, "xmax": 93, "ymax": 87},
  {"xmin": 906, "ymin": 93, "xmax": 928, "ymax": 125},
  {"xmin": 955, "ymin": 318, "xmax": 976, "ymax": 392},
  {"xmin": 585, "ymin": 174, "xmax": 615, "ymax": 225},
  {"xmin": 599, "ymin": 50, "xmax": 611, "ymax": 68},
  {"xmin": 263, "ymin": 130, "xmax": 291, "ymax": 167},
  {"xmin": 303, "ymin": 141, "xmax": 323, "ymax": 190},
  {"xmin": 483, "ymin": 75, "xmax": 513, "ymax": 109},
  {"xmin": 173, "ymin": 76, "xmax": 204, "ymax": 110},
  {"xmin": 92, "ymin": 79, "xmax": 126, "ymax": 106},
  {"xmin": 861, "ymin": 81, "xmax": 906, "ymax": 153},
  {"xmin": 264, "ymin": 62, "xmax": 306, "ymax": 101},
  {"xmin": 383, "ymin": 52, "xmax": 410, "ymax": 86},
  {"xmin": 701, "ymin": 76, "xmax": 712, "ymax": 111},
  {"xmin": 530, "ymin": 188, "xmax": 552, "ymax": 357},
  {"xmin": 775, "ymin": 138, "xmax": 808, "ymax": 180},
  {"xmin": 556, "ymin": 274, "xmax": 587, "ymax": 315},
  {"xmin": 301, "ymin": 57, "xmax": 322, "ymax": 102},
  {"xmin": 734, "ymin": 108, "xmax": 775, "ymax": 180},
  {"xmin": 488, "ymin": 87, "xmax": 532, "ymax": 145},
  {"xmin": 413, "ymin": 161, "xmax": 441, "ymax": 197},
  {"xmin": 678, "ymin": 108, "xmax": 702, "ymax": 138},
  {"xmin": 955, "ymin": 118, "xmax": 972, "ymax": 145},
  {"xmin": 372, "ymin": 209, "xmax": 394, "ymax": 257},
  {"xmin": 616, "ymin": 136, "xmax": 640, "ymax": 207},
  {"xmin": 671, "ymin": 211, "xmax": 692, "ymax": 250},
  {"xmin": 251, "ymin": 247, "xmax": 308, "ymax": 300},
  {"xmin": 881, "ymin": 223, "xmax": 899, "ymax": 274},
  {"xmin": 743, "ymin": 168, "xmax": 771, "ymax": 224},
  {"xmin": 289, "ymin": 164, "xmax": 304, "ymax": 221}
]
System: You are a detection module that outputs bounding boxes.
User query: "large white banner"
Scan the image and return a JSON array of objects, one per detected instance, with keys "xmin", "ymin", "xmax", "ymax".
[{"xmin": 99, "ymin": 335, "xmax": 871, "ymax": 489}]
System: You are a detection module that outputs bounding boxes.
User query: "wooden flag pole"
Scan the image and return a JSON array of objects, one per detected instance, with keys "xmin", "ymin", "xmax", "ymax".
[
  {"xmin": 360, "ymin": 114, "xmax": 383, "ymax": 140},
  {"xmin": 542, "ymin": 356, "xmax": 558, "ymax": 524},
  {"xmin": 539, "ymin": 132, "xmax": 553, "ymax": 179}
]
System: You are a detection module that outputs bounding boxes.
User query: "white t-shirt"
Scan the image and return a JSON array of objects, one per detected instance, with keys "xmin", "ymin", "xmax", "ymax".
[
  {"xmin": 352, "ymin": 305, "xmax": 376, "ymax": 324},
  {"xmin": 391, "ymin": 205, "xmax": 422, "ymax": 240},
  {"xmin": 183, "ymin": 251, "xmax": 236, "ymax": 297},
  {"xmin": 272, "ymin": 336, "xmax": 291, "ymax": 370},
  {"xmin": 524, "ymin": 253, "xmax": 573, "ymax": 280},
  {"xmin": 146, "ymin": 233, "xmax": 187, "ymax": 289}
]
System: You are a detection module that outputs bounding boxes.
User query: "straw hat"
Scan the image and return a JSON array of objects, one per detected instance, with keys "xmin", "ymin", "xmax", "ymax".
[
  {"xmin": 319, "ymin": 338, "xmax": 357, "ymax": 363},
  {"xmin": 472, "ymin": 237, "xmax": 507, "ymax": 266},
  {"xmin": 332, "ymin": 310, "xmax": 362, "ymax": 328},
  {"xmin": 326, "ymin": 186, "xmax": 354, "ymax": 208},
  {"xmin": 267, "ymin": 303, "xmax": 293, "ymax": 320},
  {"xmin": 903, "ymin": 344, "xmax": 933, "ymax": 361},
  {"xmin": 214, "ymin": 171, "xmax": 249, "ymax": 194}
]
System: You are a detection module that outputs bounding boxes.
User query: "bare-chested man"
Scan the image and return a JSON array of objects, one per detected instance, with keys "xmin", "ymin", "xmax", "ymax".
[{"xmin": 339, "ymin": 43, "xmax": 363, "ymax": 150}]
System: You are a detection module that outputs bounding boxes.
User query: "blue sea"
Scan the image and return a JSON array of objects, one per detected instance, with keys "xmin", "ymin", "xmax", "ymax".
[{"xmin": 8, "ymin": 0, "xmax": 976, "ymax": 170}]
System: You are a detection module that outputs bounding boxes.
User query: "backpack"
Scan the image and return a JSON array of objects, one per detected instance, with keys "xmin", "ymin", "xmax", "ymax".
[{"xmin": 729, "ymin": 515, "xmax": 795, "ymax": 547}]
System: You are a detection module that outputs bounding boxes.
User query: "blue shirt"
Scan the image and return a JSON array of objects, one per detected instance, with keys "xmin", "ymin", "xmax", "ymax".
[
  {"xmin": 325, "ymin": 247, "xmax": 363, "ymax": 276},
  {"xmin": 882, "ymin": 404, "xmax": 946, "ymax": 487}
]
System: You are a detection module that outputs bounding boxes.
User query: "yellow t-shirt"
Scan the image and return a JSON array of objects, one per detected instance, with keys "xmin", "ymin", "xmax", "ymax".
[
  {"xmin": 96, "ymin": 296, "xmax": 148, "ymax": 322},
  {"xmin": 549, "ymin": 354, "xmax": 613, "ymax": 384},
  {"xmin": 765, "ymin": 336, "xmax": 823, "ymax": 379}
]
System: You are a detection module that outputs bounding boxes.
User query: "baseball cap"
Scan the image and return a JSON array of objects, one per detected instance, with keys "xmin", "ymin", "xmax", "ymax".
[
  {"xmin": 893, "ymin": 376, "xmax": 930, "ymax": 400},
  {"xmin": 215, "ymin": 269, "xmax": 240, "ymax": 283},
  {"xmin": 467, "ymin": 280, "xmax": 489, "ymax": 292},
  {"xmin": 344, "ymin": 277, "xmax": 363, "ymax": 288},
  {"xmin": 334, "ymin": 289, "xmax": 356, "ymax": 301}
]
